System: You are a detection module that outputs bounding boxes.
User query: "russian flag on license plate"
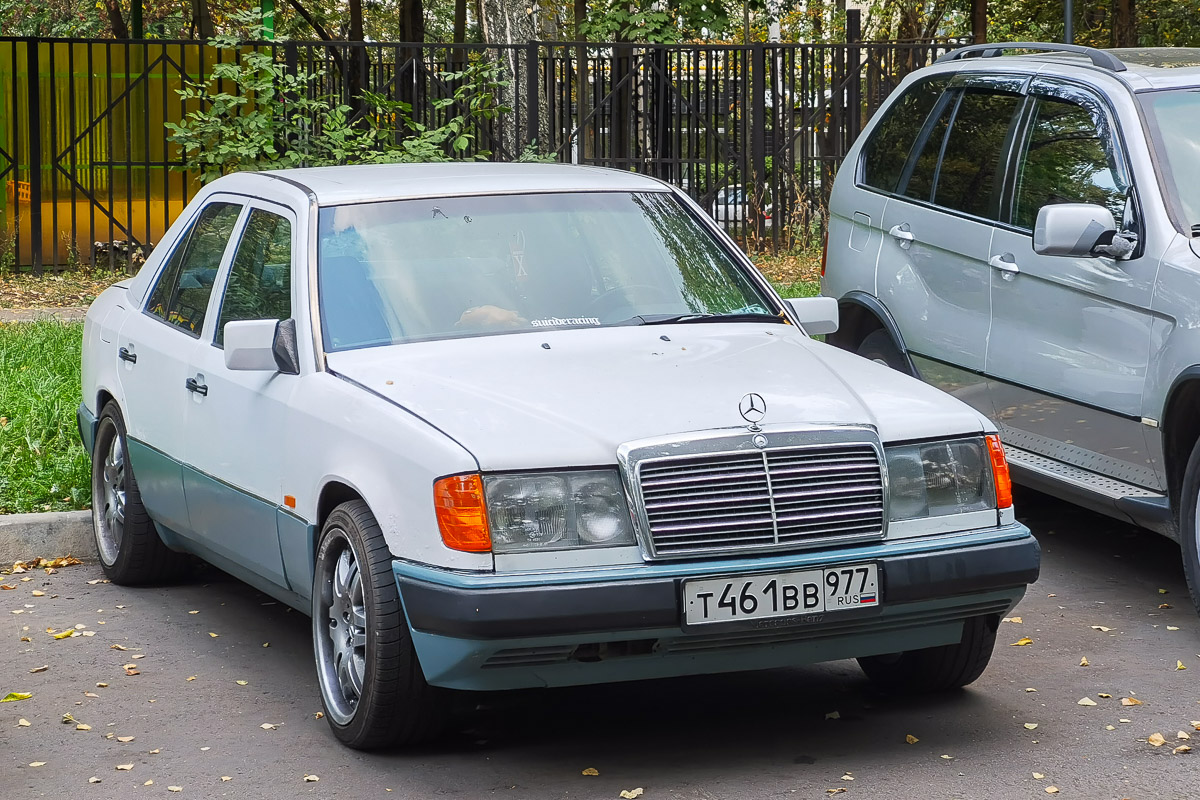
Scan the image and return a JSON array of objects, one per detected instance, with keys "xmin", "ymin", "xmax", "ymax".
[{"xmin": 859, "ymin": 593, "xmax": 877, "ymax": 604}]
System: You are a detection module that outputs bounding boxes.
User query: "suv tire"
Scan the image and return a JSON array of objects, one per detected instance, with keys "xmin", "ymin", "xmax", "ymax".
[
  {"xmin": 857, "ymin": 614, "xmax": 998, "ymax": 693},
  {"xmin": 1177, "ymin": 440, "xmax": 1200, "ymax": 615},
  {"xmin": 856, "ymin": 329, "xmax": 911, "ymax": 374}
]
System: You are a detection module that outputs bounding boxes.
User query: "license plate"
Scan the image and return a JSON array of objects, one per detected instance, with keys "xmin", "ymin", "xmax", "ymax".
[{"xmin": 683, "ymin": 563, "xmax": 880, "ymax": 626}]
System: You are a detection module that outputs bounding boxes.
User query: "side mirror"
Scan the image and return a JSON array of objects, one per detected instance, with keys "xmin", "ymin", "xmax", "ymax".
[
  {"xmin": 785, "ymin": 297, "xmax": 839, "ymax": 336},
  {"xmin": 224, "ymin": 319, "xmax": 300, "ymax": 375},
  {"xmin": 1033, "ymin": 203, "xmax": 1117, "ymax": 258}
]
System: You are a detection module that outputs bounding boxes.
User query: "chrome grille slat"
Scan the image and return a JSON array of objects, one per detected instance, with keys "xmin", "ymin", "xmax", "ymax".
[{"xmin": 637, "ymin": 440, "xmax": 885, "ymax": 557}]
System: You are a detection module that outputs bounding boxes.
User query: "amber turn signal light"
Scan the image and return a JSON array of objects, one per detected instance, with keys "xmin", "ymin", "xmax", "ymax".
[
  {"xmin": 434, "ymin": 474, "xmax": 492, "ymax": 553},
  {"xmin": 986, "ymin": 434, "xmax": 1013, "ymax": 510}
]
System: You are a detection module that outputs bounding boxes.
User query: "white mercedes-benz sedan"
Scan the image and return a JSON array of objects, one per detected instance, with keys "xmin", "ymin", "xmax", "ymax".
[{"xmin": 79, "ymin": 163, "xmax": 1039, "ymax": 749}]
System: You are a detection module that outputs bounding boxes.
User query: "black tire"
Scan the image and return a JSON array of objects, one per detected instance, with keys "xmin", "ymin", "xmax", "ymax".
[
  {"xmin": 856, "ymin": 328, "xmax": 911, "ymax": 374},
  {"xmin": 857, "ymin": 614, "xmax": 998, "ymax": 693},
  {"xmin": 90, "ymin": 402, "xmax": 189, "ymax": 584},
  {"xmin": 1177, "ymin": 440, "xmax": 1200, "ymax": 616},
  {"xmin": 312, "ymin": 500, "xmax": 444, "ymax": 749}
]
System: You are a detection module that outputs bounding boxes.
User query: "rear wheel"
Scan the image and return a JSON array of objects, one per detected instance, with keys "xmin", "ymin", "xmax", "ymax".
[
  {"xmin": 90, "ymin": 403, "xmax": 188, "ymax": 584},
  {"xmin": 856, "ymin": 329, "xmax": 911, "ymax": 374},
  {"xmin": 1177, "ymin": 440, "xmax": 1200, "ymax": 616},
  {"xmin": 857, "ymin": 614, "xmax": 998, "ymax": 693},
  {"xmin": 313, "ymin": 500, "xmax": 444, "ymax": 749}
]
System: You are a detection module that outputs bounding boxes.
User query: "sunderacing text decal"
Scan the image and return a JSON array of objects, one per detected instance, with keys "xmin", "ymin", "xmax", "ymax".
[{"xmin": 530, "ymin": 316, "xmax": 602, "ymax": 327}]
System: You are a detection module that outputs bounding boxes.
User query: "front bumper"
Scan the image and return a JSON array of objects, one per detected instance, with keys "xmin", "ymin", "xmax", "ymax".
[{"xmin": 395, "ymin": 525, "xmax": 1039, "ymax": 691}]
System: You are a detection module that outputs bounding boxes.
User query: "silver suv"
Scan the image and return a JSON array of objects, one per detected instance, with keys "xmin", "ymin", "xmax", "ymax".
[{"xmin": 822, "ymin": 43, "xmax": 1200, "ymax": 615}]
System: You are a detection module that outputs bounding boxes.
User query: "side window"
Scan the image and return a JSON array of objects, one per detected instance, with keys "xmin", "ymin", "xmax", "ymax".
[
  {"xmin": 902, "ymin": 97, "xmax": 955, "ymax": 203},
  {"xmin": 146, "ymin": 202, "xmax": 242, "ymax": 335},
  {"xmin": 215, "ymin": 208, "xmax": 293, "ymax": 346},
  {"xmin": 931, "ymin": 90, "xmax": 1022, "ymax": 219},
  {"xmin": 861, "ymin": 77, "xmax": 948, "ymax": 193},
  {"xmin": 1011, "ymin": 96, "xmax": 1128, "ymax": 230}
]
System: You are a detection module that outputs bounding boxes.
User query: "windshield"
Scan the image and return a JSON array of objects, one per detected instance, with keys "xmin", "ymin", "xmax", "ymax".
[
  {"xmin": 316, "ymin": 191, "xmax": 775, "ymax": 350},
  {"xmin": 1141, "ymin": 89, "xmax": 1200, "ymax": 230}
]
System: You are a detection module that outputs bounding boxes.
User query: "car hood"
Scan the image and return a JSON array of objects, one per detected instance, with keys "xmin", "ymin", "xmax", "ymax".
[{"xmin": 325, "ymin": 324, "xmax": 989, "ymax": 470}]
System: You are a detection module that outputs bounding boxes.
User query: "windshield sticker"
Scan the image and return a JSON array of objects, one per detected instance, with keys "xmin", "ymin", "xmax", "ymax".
[{"xmin": 530, "ymin": 316, "xmax": 602, "ymax": 327}]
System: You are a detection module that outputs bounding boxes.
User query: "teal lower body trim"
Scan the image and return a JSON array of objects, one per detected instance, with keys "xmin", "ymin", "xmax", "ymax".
[
  {"xmin": 125, "ymin": 438, "xmax": 191, "ymax": 536},
  {"xmin": 407, "ymin": 587, "xmax": 1024, "ymax": 691},
  {"xmin": 76, "ymin": 403, "xmax": 97, "ymax": 457},
  {"xmin": 277, "ymin": 509, "xmax": 316, "ymax": 606}
]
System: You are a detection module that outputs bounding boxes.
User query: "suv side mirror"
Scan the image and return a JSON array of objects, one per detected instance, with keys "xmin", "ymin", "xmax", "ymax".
[
  {"xmin": 224, "ymin": 319, "xmax": 300, "ymax": 374},
  {"xmin": 1033, "ymin": 203, "xmax": 1117, "ymax": 258},
  {"xmin": 785, "ymin": 297, "xmax": 839, "ymax": 335}
]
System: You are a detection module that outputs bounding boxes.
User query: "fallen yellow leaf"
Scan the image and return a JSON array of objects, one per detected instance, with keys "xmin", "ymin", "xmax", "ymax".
[
  {"xmin": 52, "ymin": 628, "xmax": 76, "ymax": 639},
  {"xmin": 1033, "ymin": 772, "xmax": 1044, "ymax": 779},
  {"xmin": 840, "ymin": 773, "xmax": 854, "ymax": 781},
  {"xmin": 76, "ymin": 723, "xmax": 91, "ymax": 731},
  {"xmin": 1168, "ymin": 626, "xmax": 1180, "ymax": 631},
  {"xmin": 1078, "ymin": 697, "xmax": 1098, "ymax": 706},
  {"xmin": 1175, "ymin": 745, "xmax": 1193, "ymax": 754},
  {"xmin": 235, "ymin": 680, "xmax": 248, "ymax": 686},
  {"xmin": 167, "ymin": 786, "xmax": 181, "ymax": 793},
  {"xmin": 1120, "ymin": 719, "xmax": 1132, "ymax": 723},
  {"xmin": 109, "ymin": 644, "xmax": 127, "ymax": 651},
  {"xmin": 1121, "ymin": 697, "xmax": 1143, "ymax": 706},
  {"xmin": 29, "ymin": 762, "xmax": 46, "ymax": 767},
  {"xmin": 1148, "ymin": 733, "xmax": 1167, "ymax": 747},
  {"xmin": 905, "ymin": 734, "xmax": 919, "ymax": 744},
  {"xmin": 581, "ymin": 768, "xmax": 599, "ymax": 776},
  {"xmin": 1159, "ymin": 603, "xmax": 1172, "ymax": 609},
  {"xmin": 88, "ymin": 777, "xmax": 101, "ymax": 784},
  {"xmin": 188, "ymin": 610, "xmax": 199, "ymax": 615},
  {"xmin": 1177, "ymin": 661, "xmax": 1187, "ymax": 670},
  {"xmin": 303, "ymin": 775, "xmax": 320, "ymax": 783},
  {"xmin": 143, "ymin": 780, "xmax": 153, "ymax": 786},
  {"xmin": 1025, "ymin": 688, "xmax": 1037, "ymax": 692},
  {"xmin": 1098, "ymin": 693, "xmax": 1112, "ymax": 698},
  {"xmin": 149, "ymin": 749, "xmax": 160, "ymax": 754},
  {"xmin": 1024, "ymin": 723, "xmax": 1039, "ymax": 730},
  {"xmin": 1045, "ymin": 787, "xmax": 1059, "ymax": 795},
  {"xmin": 208, "ymin": 632, "xmax": 218, "ymax": 638},
  {"xmin": 1090, "ymin": 625, "xmax": 1112, "ymax": 632},
  {"xmin": 1080, "ymin": 656, "xmax": 1090, "ymax": 667},
  {"xmin": 96, "ymin": 682, "xmax": 107, "ymax": 688},
  {"xmin": 1178, "ymin": 731, "xmax": 1192, "ymax": 740},
  {"xmin": 31, "ymin": 590, "xmax": 44, "ymax": 597},
  {"xmin": 260, "ymin": 723, "xmax": 280, "ymax": 730},
  {"xmin": 826, "ymin": 790, "xmax": 847, "ymax": 796},
  {"xmin": 117, "ymin": 736, "xmax": 135, "ymax": 743},
  {"xmin": 186, "ymin": 676, "xmax": 196, "ymax": 682},
  {"xmin": 28, "ymin": 665, "xmax": 48, "ymax": 674},
  {"xmin": 1003, "ymin": 616, "xmax": 1023, "ymax": 623},
  {"xmin": 115, "ymin": 763, "xmax": 134, "ymax": 770},
  {"xmin": 2, "ymin": 692, "xmax": 32, "ymax": 702},
  {"xmin": 940, "ymin": 754, "xmax": 953, "ymax": 759},
  {"xmin": 314, "ymin": 712, "xmax": 324, "ymax": 720},
  {"xmin": 221, "ymin": 777, "xmax": 231, "ymax": 782},
  {"xmin": 1106, "ymin": 725, "xmax": 1116, "ymax": 731},
  {"xmin": 1011, "ymin": 637, "xmax": 1033, "ymax": 646}
]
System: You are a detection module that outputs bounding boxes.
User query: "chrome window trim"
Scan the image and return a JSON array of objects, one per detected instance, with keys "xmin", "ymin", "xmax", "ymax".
[{"xmin": 617, "ymin": 424, "xmax": 888, "ymax": 560}]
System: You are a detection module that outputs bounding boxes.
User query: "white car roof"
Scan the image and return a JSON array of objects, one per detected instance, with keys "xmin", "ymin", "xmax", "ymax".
[{"xmin": 254, "ymin": 162, "xmax": 670, "ymax": 205}]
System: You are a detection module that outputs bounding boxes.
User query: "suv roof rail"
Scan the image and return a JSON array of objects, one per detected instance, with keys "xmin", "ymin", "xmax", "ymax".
[{"xmin": 935, "ymin": 42, "xmax": 1127, "ymax": 73}]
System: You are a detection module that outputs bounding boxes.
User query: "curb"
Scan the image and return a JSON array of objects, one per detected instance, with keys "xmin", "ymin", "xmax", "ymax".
[
  {"xmin": 0, "ymin": 511, "xmax": 93, "ymax": 563},
  {"xmin": 0, "ymin": 307, "xmax": 88, "ymax": 323}
]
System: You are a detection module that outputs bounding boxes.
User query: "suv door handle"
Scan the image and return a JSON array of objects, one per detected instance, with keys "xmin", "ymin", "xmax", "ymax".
[
  {"xmin": 185, "ymin": 377, "xmax": 208, "ymax": 397},
  {"xmin": 118, "ymin": 347, "xmax": 137, "ymax": 364},
  {"xmin": 988, "ymin": 253, "xmax": 1021, "ymax": 275},
  {"xmin": 887, "ymin": 224, "xmax": 915, "ymax": 250}
]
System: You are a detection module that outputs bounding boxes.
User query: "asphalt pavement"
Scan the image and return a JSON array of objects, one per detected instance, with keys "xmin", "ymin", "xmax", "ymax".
[{"xmin": 3, "ymin": 489, "xmax": 1199, "ymax": 799}]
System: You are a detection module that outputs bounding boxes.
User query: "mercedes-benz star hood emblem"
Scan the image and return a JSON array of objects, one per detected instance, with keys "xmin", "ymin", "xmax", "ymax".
[{"xmin": 739, "ymin": 392, "xmax": 767, "ymax": 429}]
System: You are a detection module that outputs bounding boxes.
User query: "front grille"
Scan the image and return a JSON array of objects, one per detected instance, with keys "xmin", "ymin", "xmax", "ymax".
[{"xmin": 637, "ymin": 443, "xmax": 884, "ymax": 557}]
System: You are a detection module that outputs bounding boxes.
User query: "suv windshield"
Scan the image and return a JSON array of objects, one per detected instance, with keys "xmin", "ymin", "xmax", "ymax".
[
  {"xmin": 317, "ymin": 191, "xmax": 776, "ymax": 350},
  {"xmin": 1141, "ymin": 89, "xmax": 1200, "ymax": 229}
]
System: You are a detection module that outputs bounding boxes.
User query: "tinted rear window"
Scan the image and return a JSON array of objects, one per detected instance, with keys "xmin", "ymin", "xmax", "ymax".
[
  {"xmin": 860, "ymin": 77, "xmax": 948, "ymax": 193},
  {"xmin": 931, "ymin": 90, "xmax": 1022, "ymax": 219}
]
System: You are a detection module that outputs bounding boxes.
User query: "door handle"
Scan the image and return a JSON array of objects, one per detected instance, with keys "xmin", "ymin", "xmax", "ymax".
[
  {"xmin": 887, "ymin": 224, "xmax": 915, "ymax": 250},
  {"xmin": 185, "ymin": 377, "xmax": 208, "ymax": 397},
  {"xmin": 118, "ymin": 347, "xmax": 137, "ymax": 364},
  {"xmin": 988, "ymin": 253, "xmax": 1021, "ymax": 274}
]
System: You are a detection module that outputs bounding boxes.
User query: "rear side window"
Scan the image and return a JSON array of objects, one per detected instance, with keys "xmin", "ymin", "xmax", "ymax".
[
  {"xmin": 146, "ymin": 202, "xmax": 242, "ymax": 335},
  {"xmin": 860, "ymin": 77, "xmax": 948, "ymax": 193},
  {"xmin": 931, "ymin": 90, "xmax": 1022, "ymax": 219}
]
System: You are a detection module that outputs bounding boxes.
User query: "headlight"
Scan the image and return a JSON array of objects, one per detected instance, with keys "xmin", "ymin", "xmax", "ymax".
[
  {"xmin": 885, "ymin": 438, "xmax": 994, "ymax": 521},
  {"xmin": 484, "ymin": 470, "xmax": 635, "ymax": 553}
]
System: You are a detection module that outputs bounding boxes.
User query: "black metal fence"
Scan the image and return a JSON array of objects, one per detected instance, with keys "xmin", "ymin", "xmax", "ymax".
[{"xmin": 0, "ymin": 35, "xmax": 963, "ymax": 272}]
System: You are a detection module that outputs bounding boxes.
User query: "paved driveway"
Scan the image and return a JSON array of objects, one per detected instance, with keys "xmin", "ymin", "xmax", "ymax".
[{"xmin": 4, "ymin": 490, "xmax": 1199, "ymax": 799}]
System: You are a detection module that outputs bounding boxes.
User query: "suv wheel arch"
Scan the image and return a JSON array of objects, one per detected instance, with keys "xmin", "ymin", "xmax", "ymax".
[
  {"xmin": 1162, "ymin": 368, "xmax": 1200, "ymax": 520},
  {"xmin": 827, "ymin": 291, "xmax": 919, "ymax": 376}
]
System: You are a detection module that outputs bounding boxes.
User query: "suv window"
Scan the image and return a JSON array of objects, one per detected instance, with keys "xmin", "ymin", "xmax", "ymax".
[
  {"xmin": 1011, "ymin": 96, "xmax": 1127, "ymax": 230},
  {"xmin": 215, "ymin": 208, "xmax": 292, "ymax": 346},
  {"xmin": 930, "ymin": 90, "xmax": 1022, "ymax": 219},
  {"xmin": 860, "ymin": 77, "xmax": 948, "ymax": 193},
  {"xmin": 146, "ymin": 202, "xmax": 242, "ymax": 335}
]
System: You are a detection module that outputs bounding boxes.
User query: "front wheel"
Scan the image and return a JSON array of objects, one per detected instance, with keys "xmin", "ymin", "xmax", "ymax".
[
  {"xmin": 1177, "ymin": 440, "xmax": 1200, "ymax": 616},
  {"xmin": 312, "ymin": 500, "xmax": 444, "ymax": 749},
  {"xmin": 857, "ymin": 614, "xmax": 998, "ymax": 693}
]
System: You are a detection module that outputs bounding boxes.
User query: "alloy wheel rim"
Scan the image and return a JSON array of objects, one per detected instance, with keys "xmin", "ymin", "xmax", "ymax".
[
  {"xmin": 315, "ymin": 531, "xmax": 368, "ymax": 726},
  {"xmin": 95, "ymin": 429, "xmax": 126, "ymax": 565}
]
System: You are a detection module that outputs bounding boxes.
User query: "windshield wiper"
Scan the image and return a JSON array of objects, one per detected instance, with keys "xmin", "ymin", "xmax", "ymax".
[{"xmin": 631, "ymin": 311, "xmax": 786, "ymax": 325}]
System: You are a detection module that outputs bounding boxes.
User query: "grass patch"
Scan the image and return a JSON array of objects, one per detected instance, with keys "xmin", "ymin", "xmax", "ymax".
[{"xmin": 0, "ymin": 320, "xmax": 89, "ymax": 514}]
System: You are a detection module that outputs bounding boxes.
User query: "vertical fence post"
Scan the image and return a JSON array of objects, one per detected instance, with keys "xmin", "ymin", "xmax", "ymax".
[
  {"xmin": 526, "ymin": 40, "xmax": 540, "ymax": 151},
  {"xmin": 26, "ymin": 42, "xmax": 42, "ymax": 275},
  {"xmin": 846, "ymin": 10, "xmax": 862, "ymax": 144},
  {"xmin": 750, "ymin": 43, "xmax": 766, "ymax": 244}
]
